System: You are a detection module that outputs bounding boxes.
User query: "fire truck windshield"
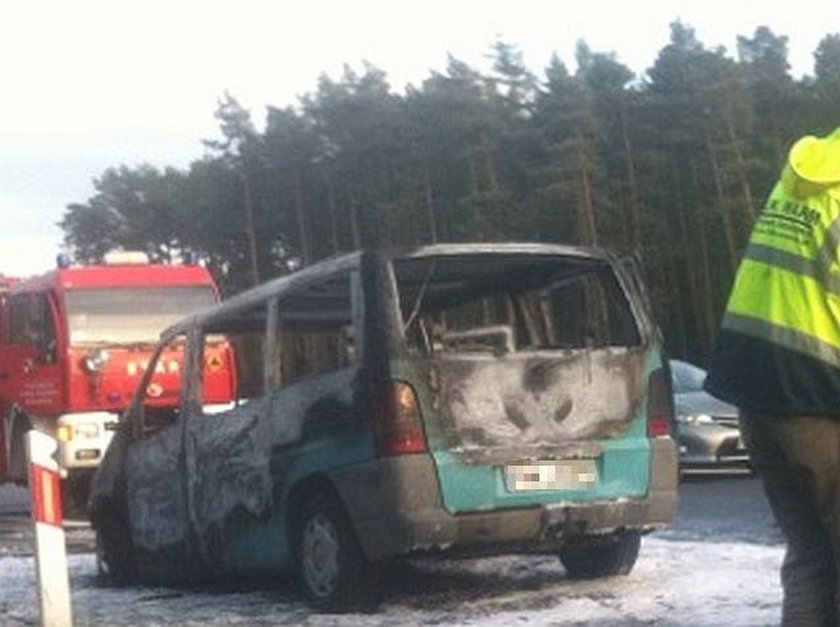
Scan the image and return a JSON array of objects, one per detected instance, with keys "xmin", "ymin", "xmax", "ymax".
[{"xmin": 65, "ymin": 286, "xmax": 217, "ymax": 346}]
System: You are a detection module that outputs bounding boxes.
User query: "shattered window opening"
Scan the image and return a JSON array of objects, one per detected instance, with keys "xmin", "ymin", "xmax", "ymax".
[
  {"xmin": 135, "ymin": 333, "xmax": 188, "ymax": 435},
  {"xmin": 269, "ymin": 273, "xmax": 356, "ymax": 390},
  {"xmin": 202, "ymin": 303, "xmax": 268, "ymax": 408},
  {"xmin": 191, "ymin": 273, "xmax": 357, "ymax": 404},
  {"xmin": 395, "ymin": 255, "xmax": 640, "ymax": 355}
]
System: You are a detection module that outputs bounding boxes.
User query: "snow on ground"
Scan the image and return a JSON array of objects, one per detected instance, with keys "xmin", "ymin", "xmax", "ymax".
[{"xmin": 0, "ymin": 535, "xmax": 783, "ymax": 626}]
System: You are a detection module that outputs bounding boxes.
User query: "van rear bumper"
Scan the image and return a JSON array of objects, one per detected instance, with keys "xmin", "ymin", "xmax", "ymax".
[{"xmin": 331, "ymin": 438, "xmax": 679, "ymax": 562}]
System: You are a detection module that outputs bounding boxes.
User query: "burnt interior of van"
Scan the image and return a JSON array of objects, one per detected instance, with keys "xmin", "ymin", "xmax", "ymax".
[{"xmin": 394, "ymin": 254, "xmax": 641, "ymax": 356}]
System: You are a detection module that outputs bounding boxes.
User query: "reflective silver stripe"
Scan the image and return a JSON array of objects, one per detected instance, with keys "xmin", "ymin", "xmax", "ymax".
[
  {"xmin": 722, "ymin": 312, "xmax": 840, "ymax": 369},
  {"xmin": 744, "ymin": 243, "xmax": 840, "ymax": 296},
  {"xmin": 818, "ymin": 217, "xmax": 840, "ymax": 278}
]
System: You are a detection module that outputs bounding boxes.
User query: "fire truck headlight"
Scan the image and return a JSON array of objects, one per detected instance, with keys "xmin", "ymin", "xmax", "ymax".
[
  {"xmin": 82, "ymin": 349, "xmax": 110, "ymax": 372},
  {"xmin": 74, "ymin": 423, "xmax": 100, "ymax": 438},
  {"xmin": 57, "ymin": 425, "xmax": 74, "ymax": 441}
]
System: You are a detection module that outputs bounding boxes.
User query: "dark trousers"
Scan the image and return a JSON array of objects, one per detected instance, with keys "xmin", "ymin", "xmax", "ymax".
[{"xmin": 740, "ymin": 411, "xmax": 840, "ymax": 626}]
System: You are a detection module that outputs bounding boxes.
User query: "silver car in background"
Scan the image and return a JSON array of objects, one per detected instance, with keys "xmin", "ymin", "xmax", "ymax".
[{"xmin": 670, "ymin": 359, "xmax": 750, "ymax": 470}]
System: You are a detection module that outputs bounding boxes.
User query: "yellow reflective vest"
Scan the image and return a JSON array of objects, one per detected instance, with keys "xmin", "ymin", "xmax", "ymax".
[{"xmin": 706, "ymin": 128, "xmax": 840, "ymax": 413}]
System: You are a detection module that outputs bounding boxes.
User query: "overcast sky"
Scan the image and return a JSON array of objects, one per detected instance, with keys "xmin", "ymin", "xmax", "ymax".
[{"xmin": 1, "ymin": 0, "xmax": 837, "ymax": 277}]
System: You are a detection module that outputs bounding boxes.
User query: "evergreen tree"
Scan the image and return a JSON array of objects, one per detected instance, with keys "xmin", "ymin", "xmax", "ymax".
[{"xmin": 59, "ymin": 23, "xmax": 840, "ymax": 362}]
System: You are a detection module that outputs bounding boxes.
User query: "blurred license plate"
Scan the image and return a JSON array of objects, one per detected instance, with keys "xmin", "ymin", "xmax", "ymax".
[{"xmin": 504, "ymin": 460, "xmax": 597, "ymax": 492}]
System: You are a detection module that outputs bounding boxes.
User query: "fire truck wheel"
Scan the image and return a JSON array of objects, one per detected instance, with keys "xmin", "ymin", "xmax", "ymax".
[
  {"xmin": 62, "ymin": 475, "xmax": 92, "ymax": 518},
  {"xmin": 7, "ymin": 414, "xmax": 31, "ymax": 485}
]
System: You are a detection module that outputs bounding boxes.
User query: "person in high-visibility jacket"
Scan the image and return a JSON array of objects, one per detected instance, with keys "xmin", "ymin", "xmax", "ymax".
[{"xmin": 706, "ymin": 127, "xmax": 840, "ymax": 626}]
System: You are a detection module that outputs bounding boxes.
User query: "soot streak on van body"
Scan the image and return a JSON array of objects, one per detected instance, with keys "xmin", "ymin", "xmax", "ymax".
[{"xmin": 121, "ymin": 367, "xmax": 361, "ymax": 571}]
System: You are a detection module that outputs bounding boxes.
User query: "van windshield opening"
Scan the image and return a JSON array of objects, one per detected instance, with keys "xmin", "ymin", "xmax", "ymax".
[
  {"xmin": 66, "ymin": 286, "xmax": 216, "ymax": 345},
  {"xmin": 394, "ymin": 254, "xmax": 641, "ymax": 355}
]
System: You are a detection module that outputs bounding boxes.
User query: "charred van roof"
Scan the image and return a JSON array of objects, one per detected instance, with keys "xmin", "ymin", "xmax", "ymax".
[
  {"xmin": 157, "ymin": 243, "xmax": 617, "ymax": 341},
  {"xmin": 401, "ymin": 242, "xmax": 610, "ymax": 261}
]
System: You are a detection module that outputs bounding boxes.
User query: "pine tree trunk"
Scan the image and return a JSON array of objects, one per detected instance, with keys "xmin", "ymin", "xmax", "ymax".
[
  {"xmin": 293, "ymin": 168, "xmax": 311, "ymax": 264},
  {"xmin": 242, "ymin": 173, "xmax": 260, "ymax": 287},
  {"xmin": 322, "ymin": 167, "xmax": 340, "ymax": 254},
  {"xmin": 468, "ymin": 147, "xmax": 480, "ymax": 195},
  {"xmin": 689, "ymin": 155, "xmax": 718, "ymax": 358},
  {"xmin": 671, "ymin": 153, "xmax": 703, "ymax": 356},
  {"xmin": 619, "ymin": 97, "xmax": 642, "ymax": 251},
  {"xmin": 423, "ymin": 157, "xmax": 439, "ymax": 243},
  {"xmin": 576, "ymin": 130, "xmax": 598, "ymax": 246},
  {"xmin": 769, "ymin": 109, "xmax": 785, "ymax": 168},
  {"xmin": 481, "ymin": 133, "xmax": 500, "ymax": 192},
  {"xmin": 665, "ymin": 242, "xmax": 689, "ymax": 357},
  {"xmin": 724, "ymin": 103, "xmax": 756, "ymax": 226},
  {"xmin": 350, "ymin": 200, "xmax": 361, "ymax": 250},
  {"xmin": 704, "ymin": 131, "xmax": 738, "ymax": 274},
  {"xmin": 615, "ymin": 190, "xmax": 631, "ymax": 251},
  {"xmin": 468, "ymin": 147, "xmax": 483, "ymax": 238}
]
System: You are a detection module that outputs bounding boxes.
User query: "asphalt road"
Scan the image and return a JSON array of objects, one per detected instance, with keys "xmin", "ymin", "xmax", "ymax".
[
  {"xmin": 0, "ymin": 473, "xmax": 779, "ymax": 556},
  {"xmin": 0, "ymin": 474, "xmax": 782, "ymax": 625},
  {"xmin": 0, "ymin": 484, "xmax": 94, "ymax": 556},
  {"xmin": 667, "ymin": 471, "xmax": 781, "ymax": 545}
]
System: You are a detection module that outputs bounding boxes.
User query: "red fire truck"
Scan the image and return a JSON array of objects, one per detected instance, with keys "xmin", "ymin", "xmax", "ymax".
[{"xmin": 0, "ymin": 252, "xmax": 234, "ymax": 506}]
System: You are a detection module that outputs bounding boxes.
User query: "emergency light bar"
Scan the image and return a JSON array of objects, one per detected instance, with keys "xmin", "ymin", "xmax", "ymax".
[{"xmin": 103, "ymin": 251, "xmax": 150, "ymax": 265}]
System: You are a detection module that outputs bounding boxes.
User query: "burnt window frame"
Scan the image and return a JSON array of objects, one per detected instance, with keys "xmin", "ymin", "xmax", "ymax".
[
  {"xmin": 180, "ymin": 267, "xmax": 362, "ymax": 411},
  {"xmin": 392, "ymin": 253, "xmax": 644, "ymax": 356},
  {"xmin": 128, "ymin": 330, "xmax": 191, "ymax": 439},
  {"xmin": 267, "ymin": 269, "xmax": 362, "ymax": 392},
  {"xmin": 192, "ymin": 300, "xmax": 271, "ymax": 411}
]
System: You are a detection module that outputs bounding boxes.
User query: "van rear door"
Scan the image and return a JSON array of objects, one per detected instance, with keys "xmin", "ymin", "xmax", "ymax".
[{"xmin": 392, "ymin": 249, "xmax": 657, "ymax": 514}]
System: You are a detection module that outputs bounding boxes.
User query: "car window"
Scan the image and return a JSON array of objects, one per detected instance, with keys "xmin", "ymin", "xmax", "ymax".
[{"xmin": 670, "ymin": 360, "xmax": 707, "ymax": 393}]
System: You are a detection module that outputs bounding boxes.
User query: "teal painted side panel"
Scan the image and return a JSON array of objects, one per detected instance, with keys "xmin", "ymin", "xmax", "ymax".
[
  {"xmin": 222, "ymin": 430, "xmax": 376, "ymax": 574},
  {"xmin": 273, "ymin": 430, "xmax": 376, "ymax": 486},
  {"xmin": 224, "ymin": 508, "xmax": 290, "ymax": 574}
]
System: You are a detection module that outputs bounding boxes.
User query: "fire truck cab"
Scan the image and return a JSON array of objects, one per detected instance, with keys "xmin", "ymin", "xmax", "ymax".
[{"xmin": 0, "ymin": 252, "xmax": 233, "ymax": 506}]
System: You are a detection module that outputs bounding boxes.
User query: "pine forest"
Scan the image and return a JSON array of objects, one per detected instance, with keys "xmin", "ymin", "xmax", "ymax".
[{"xmin": 60, "ymin": 23, "xmax": 840, "ymax": 364}]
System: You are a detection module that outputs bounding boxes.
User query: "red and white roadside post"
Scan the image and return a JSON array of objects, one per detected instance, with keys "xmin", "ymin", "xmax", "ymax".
[{"xmin": 26, "ymin": 431, "xmax": 73, "ymax": 627}]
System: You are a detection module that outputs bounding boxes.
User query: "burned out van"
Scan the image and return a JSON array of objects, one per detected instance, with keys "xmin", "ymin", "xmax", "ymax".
[{"xmin": 90, "ymin": 244, "xmax": 678, "ymax": 611}]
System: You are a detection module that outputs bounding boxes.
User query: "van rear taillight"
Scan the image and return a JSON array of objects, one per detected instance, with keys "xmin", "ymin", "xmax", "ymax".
[
  {"xmin": 647, "ymin": 367, "xmax": 674, "ymax": 438},
  {"xmin": 373, "ymin": 381, "xmax": 427, "ymax": 456}
]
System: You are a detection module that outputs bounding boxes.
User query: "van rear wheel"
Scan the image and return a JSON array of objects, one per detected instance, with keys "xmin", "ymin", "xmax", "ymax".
[
  {"xmin": 295, "ymin": 493, "xmax": 380, "ymax": 612},
  {"xmin": 559, "ymin": 531, "xmax": 641, "ymax": 579}
]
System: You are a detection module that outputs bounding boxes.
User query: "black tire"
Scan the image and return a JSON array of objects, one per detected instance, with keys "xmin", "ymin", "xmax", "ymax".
[
  {"xmin": 294, "ymin": 493, "xmax": 380, "ymax": 612},
  {"xmin": 62, "ymin": 474, "xmax": 92, "ymax": 519},
  {"xmin": 93, "ymin": 505, "xmax": 136, "ymax": 584},
  {"xmin": 559, "ymin": 531, "xmax": 641, "ymax": 579},
  {"xmin": 7, "ymin": 413, "xmax": 30, "ymax": 484}
]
